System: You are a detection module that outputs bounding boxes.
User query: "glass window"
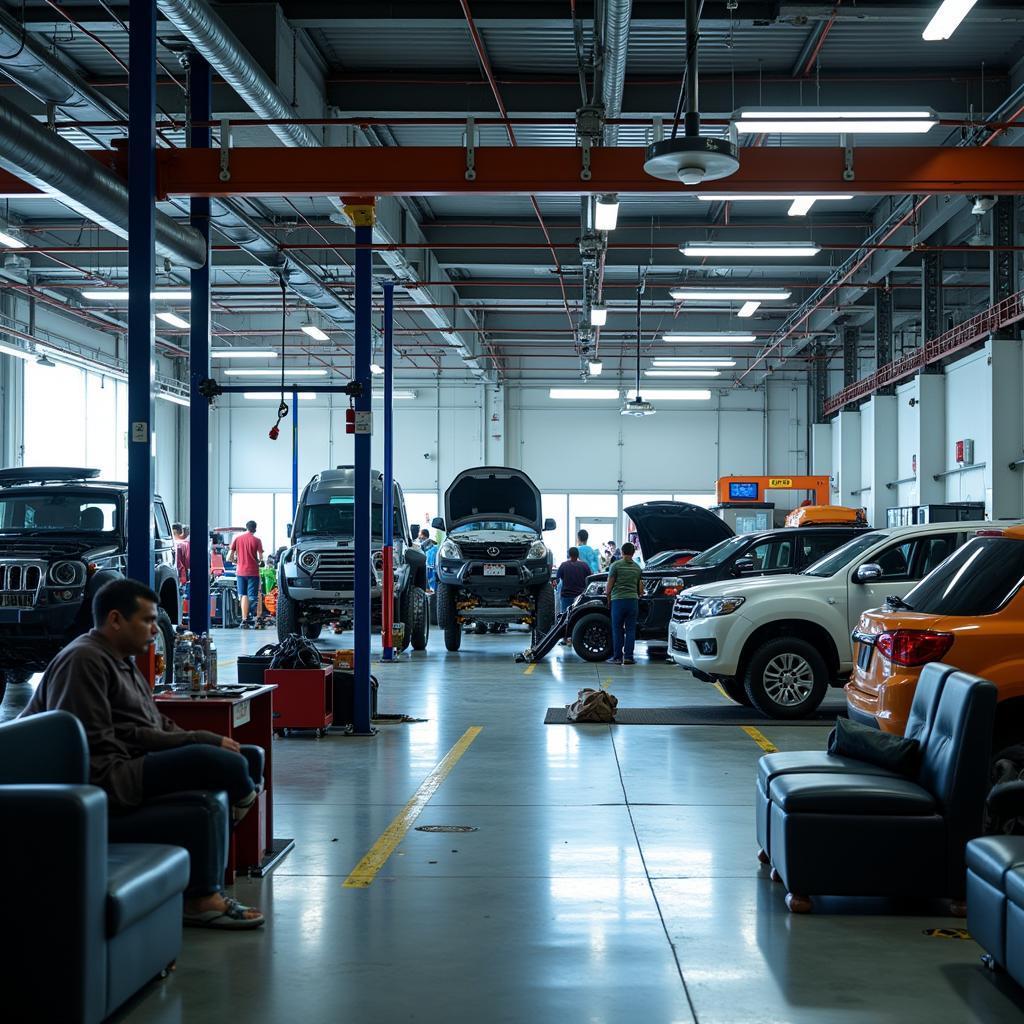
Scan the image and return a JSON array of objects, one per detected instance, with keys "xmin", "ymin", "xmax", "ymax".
[
  {"xmin": 404, "ymin": 491, "xmax": 440, "ymax": 538},
  {"xmin": 154, "ymin": 504, "xmax": 172, "ymax": 539},
  {"xmin": 674, "ymin": 493, "xmax": 716, "ymax": 509},
  {"xmin": 798, "ymin": 532, "xmax": 852, "ymax": 566},
  {"xmin": 230, "ymin": 493, "xmax": 274, "ymax": 550},
  {"xmin": 903, "ymin": 537, "xmax": 1024, "ymax": 616},
  {"xmin": 803, "ymin": 533, "xmax": 884, "ymax": 577},
  {"xmin": 543, "ymin": 493, "xmax": 568, "ymax": 565},
  {"xmin": 274, "ymin": 492, "xmax": 294, "ymax": 551},
  {"xmin": 913, "ymin": 534, "xmax": 957, "ymax": 578},
  {"xmin": 875, "ymin": 541, "xmax": 914, "ymax": 579},
  {"xmin": 685, "ymin": 535, "xmax": 749, "ymax": 568},
  {"xmin": 0, "ymin": 492, "xmax": 118, "ymax": 533},
  {"xmin": 746, "ymin": 539, "xmax": 794, "ymax": 572},
  {"xmin": 23, "ymin": 361, "xmax": 86, "ymax": 468}
]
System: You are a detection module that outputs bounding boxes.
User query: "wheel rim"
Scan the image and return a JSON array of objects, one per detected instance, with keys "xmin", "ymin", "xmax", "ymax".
[
  {"xmin": 578, "ymin": 622, "xmax": 609, "ymax": 657},
  {"xmin": 761, "ymin": 653, "xmax": 815, "ymax": 707}
]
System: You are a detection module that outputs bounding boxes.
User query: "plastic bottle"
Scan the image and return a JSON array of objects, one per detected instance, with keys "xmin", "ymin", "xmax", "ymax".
[
  {"xmin": 206, "ymin": 633, "xmax": 218, "ymax": 691},
  {"xmin": 190, "ymin": 632, "xmax": 205, "ymax": 692},
  {"xmin": 172, "ymin": 630, "xmax": 193, "ymax": 693}
]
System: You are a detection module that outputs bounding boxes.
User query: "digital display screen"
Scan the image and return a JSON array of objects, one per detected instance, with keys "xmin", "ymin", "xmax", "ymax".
[{"xmin": 728, "ymin": 481, "xmax": 760, "ymax": 501}]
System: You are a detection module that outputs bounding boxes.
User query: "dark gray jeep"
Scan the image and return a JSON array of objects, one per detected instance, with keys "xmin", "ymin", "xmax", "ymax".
[
  {"xmin": 277, "ymin": 467, "xmax": 429, "ymax": 650},
  {"xmin": 0, "ymin": 467, "xmax": 180, "ymax": 704},
  {"xmin": 432, "ymin": 466, "xmax": 556, "ymax": 651}
]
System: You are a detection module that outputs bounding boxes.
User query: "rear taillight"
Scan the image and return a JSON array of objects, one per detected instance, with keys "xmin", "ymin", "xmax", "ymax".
[
  {"xmin": 974, "ymin": 530, "xmax": 1004, "ymax": 537},
  {"xmin": 875, "ymin": 630, "xmax": 954, "ymax": 667}
]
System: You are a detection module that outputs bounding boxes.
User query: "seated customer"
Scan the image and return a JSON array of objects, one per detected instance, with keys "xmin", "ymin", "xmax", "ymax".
[{"xmin": 20, "ymin": 578, "xmax": 264, "ymax": 930}]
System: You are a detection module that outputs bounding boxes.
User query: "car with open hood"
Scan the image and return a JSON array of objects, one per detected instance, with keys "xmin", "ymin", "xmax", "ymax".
[{"xmin": 432, "ymin": 466, "xmax": 555, "ymax": 651}]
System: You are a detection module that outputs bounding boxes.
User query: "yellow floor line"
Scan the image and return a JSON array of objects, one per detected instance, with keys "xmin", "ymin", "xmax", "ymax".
[
  {"xmin": 742, "ymin": 726, "xmax": 778, "ymax": 754},
  {"xmin": 343, "ymin": 726, "xmax": 483, "ymax": 889},
  {"xmin": 713, "ymin": 682, "xmax": 731, "ymax": 702},
  {"xmin": 524, "ymin": 663, "xmax": 536, "ymax": 675}
]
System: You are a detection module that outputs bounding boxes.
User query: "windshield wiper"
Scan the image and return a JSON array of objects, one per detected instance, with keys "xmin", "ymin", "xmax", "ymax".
[{"xmin": 885, "ymin": 594, "xmax": 913, "ymax": 611}]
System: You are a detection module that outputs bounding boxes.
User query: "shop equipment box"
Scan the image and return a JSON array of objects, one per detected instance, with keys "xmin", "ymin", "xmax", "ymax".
[
  {"xmin": 885, "ymin": 502, "xmax": 986, "ymax": 527},
  {"xmin": 265, "ymin": 664, "xmax": 334, "ymax": 734}
]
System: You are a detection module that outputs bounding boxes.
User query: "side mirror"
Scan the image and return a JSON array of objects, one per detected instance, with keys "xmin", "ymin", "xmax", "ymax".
[
  {"xmin": 543, "ymin": 518, "xmax": 556, "ymax": 532},
  {"xmin": 733, "ymin": 558, "xmax": 756, "ymax": 574},
  {"xmin": 431, "ymin": 517, "xmax": 445, "ymax": 530},
  {"xmin": 853, "ymin": 563, "xmax": 883, "ymax": 584}
]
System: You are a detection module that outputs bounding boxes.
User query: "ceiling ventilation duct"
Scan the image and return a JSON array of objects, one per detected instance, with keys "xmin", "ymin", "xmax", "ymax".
[{"xmin": 643, "ymin": 0, "xmax": 739, "ymax": 185}]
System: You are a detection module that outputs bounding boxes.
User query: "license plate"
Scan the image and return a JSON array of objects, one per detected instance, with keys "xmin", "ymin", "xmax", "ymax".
[
  {"xmin": 857, "ymin": 642, "xmax": 873, "ymax": 671},
  {"xmin": 483, "ymin": 564, "xmax": 505, "ymax": 577}
]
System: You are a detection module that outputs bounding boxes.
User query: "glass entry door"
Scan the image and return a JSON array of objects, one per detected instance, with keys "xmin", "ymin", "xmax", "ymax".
[{"xmin": 574, "ymin": 517, "xmax": 617, "ymax": 557}]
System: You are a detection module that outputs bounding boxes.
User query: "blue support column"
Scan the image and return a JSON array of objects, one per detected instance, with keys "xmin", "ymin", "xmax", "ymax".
[
  {"xmin": 126, "ymin": 0, "xmax": 157, "ymax": 584},
  {"xmin": 188, "ymin": 53, "xmax": 212, "ymax": 632},
  {"xmin": 291, "ymin": 387, "xmax": 299, "ymax": 519},
  {"xmin": 381, "ymin": 283, "xmax": 396, "ymax": 662},
  {"xmin": 346, "ymin": 200, "xmax": 376, "ymax": 735}
]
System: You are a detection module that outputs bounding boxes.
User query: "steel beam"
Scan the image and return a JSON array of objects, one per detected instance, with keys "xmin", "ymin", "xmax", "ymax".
[
  {"xmin": 993, "ymin": 196, "xmax": 1016, "ymax": 306},
  {"xmin": 381, "ymin": 282, "xmax": 395, "ymax": 663},
  {"xmin": 874, "ymin": 284, "xmax": 894, "ymax": 394},
  {"xmin": 126, "ymin": 0, "xmax": 156, "ymax": 585},
  {"xmin": 843, "ymin": 325, "xmax": 858, "ymax": 391},
  {"xmin": 810, "ymin": 340, "xmax": 827, "ymax": 425},
  {"xmin": 922, "ymin": 251, "xmax": 943, "ymax": 372}
]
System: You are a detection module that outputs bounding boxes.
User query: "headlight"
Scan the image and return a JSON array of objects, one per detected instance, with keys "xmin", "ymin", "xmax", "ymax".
[
  {"xmin": 298, "ymin": 550, "xmax": 320, "ymax": 572},
  {"xmin": 584, "ymin": 581, "xmax": 604, "ymax": 595},
  {"xmin": 372, "ymin": 551, "xmax": 384, "ymax": 574},
  {"xmin": 50, "ymin": 560, "xmax": 82, "ymax": 586},
  {"xmin": 527, "ymin": 540, "xmax": 548, "ymax": 560},
  {"xmin": 439, "ymin": 539, "xmax": 462, "ymax": 559},
  {"xmin": 692, "ymin": 596, "xmax": 745, "ymax": 619}
]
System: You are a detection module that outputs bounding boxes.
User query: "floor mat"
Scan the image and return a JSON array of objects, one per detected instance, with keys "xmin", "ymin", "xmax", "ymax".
[{"xmin": 543, "ymin": 705, "xmax": 847, "ymax": 726}]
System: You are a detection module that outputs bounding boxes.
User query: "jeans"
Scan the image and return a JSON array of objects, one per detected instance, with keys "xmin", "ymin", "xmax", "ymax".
[
  {"xmin": 610, "ymin": 599, "xmax": 639, "ymax": 660},
  {"xmin": 236, "ymin": 574, "xmax": 259, "ymax": 602},
  {"xmin": 559, "ymin": 593, "xmax": 579, "ymax": 615},
  {"xmin": 142, "ymin": 743, "xmax": 263, "ymax": 806}
]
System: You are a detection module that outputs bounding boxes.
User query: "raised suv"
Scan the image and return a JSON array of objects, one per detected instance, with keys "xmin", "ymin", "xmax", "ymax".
[
  {"xmin": 669, "ymin": 521, "xmax": 1012, "ymax": 719},
  {"xmin": 432, "ymin": 466, "xmax": 556, "ymax": 651},
  {"xmin": 277, "ymin": 468, "xmax": 428, "ymax": 650},
  {"xmin": 0, "ymin": 466, "xmax": 180, "ymax": 702}
]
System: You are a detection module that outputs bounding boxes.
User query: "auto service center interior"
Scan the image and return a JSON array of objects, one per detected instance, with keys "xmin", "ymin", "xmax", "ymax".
[{"xmin": 3, "ymin": 1, "xmax": 1024, "ymax": 1021}]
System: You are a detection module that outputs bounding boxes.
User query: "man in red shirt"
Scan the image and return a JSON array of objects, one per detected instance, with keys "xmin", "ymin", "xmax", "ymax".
[{"xmin": 228, "ymin": 520, "xmax": 264, "ymax": 627}]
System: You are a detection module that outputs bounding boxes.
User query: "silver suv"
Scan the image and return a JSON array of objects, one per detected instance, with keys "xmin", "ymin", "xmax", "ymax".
[{"xmin": 277, "ymin": 467, "xmax": 428, "ymax": 650}]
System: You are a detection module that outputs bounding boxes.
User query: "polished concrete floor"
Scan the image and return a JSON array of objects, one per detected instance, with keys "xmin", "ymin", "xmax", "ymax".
[{"xmin": 5, "ymin": 628, "xmax": 1024, "ymax": 1023}]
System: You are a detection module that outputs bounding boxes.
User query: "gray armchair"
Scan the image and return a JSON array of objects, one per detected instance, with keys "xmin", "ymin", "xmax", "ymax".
[{"xmin": 0, "ymin": 711, "xmax": 190, "ymax": 1023}]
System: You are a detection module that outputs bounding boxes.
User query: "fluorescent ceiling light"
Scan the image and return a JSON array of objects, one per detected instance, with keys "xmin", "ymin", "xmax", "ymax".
[
  {"xmin": 923, "ymin": 0, "xmax": 978, "ymax": 40},
  {"xmin": 696, "ymin": 194, "xmax": 853, "ymax": 204},
  {"xmin": 669, "ymin": 288, "xmax": 791, "ymax": 301},
  {"xmin": 0, "ymin": 341, "xmax": 33, "ymax": 361},
  {"xmin": 0, "ymin": 230, "xmax": 25, "ymax": 249},
  {"xmin": 244, "ymin": 392, "xmax": 317, "ymax": 401},
  {"xmin": 653, "ymin": 358, "xmax": 736, "ymax": 367},
  {"xmin": 300, "ymin": 324, "xmax": 330, "ymax": 342},
  {"xmin": 737, "ymin": 301, "xmax": 761, "ymax": 318},
  {"xmin": 626, "ymin": 389, "xmax": 711, "ymax": 401},
  {"xmin": 157, "ymin": 392, "xmax": 189, "ymax": 407},
  {"xmin": 735, "ymin": 108, "xmax": 936, "ymax": 135},
  {"xmin": 370, "ymin": 363, "xmax": 384, "ymax": 375},
  {"xmin": 549, "ymin": 388, "xmax": 620, "ymax": 400},
  {"xmin": 787, "ymin": 198, "xmax": 815, "ymax": 217},
  {"xmin": 588, "ymin": 358, "xmax": 604, "ymax": 376},
  {"xmin": 595, "ymin": 194, "xmax": 619, "ymax": 231},
  {"xmin": 211, "ymin": 349, "xmax": 278, "ymax": 359},
  {"xmin": 223, "ymin": 368, "xmax": 328, "ymax": 377},
  {"xmin": 662, "ymin": 331, "xmax": 757, "ymax": 343},
  {"xmin": 590, "ymin": 306, "xmax": 608, "ymax": 327},
  {"xmin": 681, "ymin": 242, "xmax": 819, "ymax": 257},
  {"xmin": 644, "ymin": 369, "xmax": 721, "ymax": 378},
  {"xmin": 80, "ymin": 290, "xmax": 191, "ymax": 301},
  {"xmin": 372, "ymin": 389, "xmax": 416, "ymax": 400},
  {"xmin": 156, "ymin": 311, "xmax": 190, "ymax": 330}
]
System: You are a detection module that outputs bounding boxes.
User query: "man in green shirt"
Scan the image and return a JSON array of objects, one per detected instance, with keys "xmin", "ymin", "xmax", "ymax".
[{"xmin": 605, "ymin": 541, "xmax": 643, "ymax": 665}]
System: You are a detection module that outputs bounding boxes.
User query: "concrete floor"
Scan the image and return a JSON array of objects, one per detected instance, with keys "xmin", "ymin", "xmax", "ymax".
[{"xmin": 4, "ymin": 628, "xmax": 1024, "ymax": 1023}]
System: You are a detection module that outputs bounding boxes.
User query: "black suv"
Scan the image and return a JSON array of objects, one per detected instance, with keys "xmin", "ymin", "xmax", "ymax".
[{"xmin": 0, "ymin": 467, "xmax": 180, "ymax": 703}]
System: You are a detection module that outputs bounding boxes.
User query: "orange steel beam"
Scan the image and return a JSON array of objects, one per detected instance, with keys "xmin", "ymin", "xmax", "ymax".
[
  {"xmin": 141, "ymin": 146, "xmax": 1024, "ymax": 199},
  {"xmin": 716, "ymin": 475, "xmax": 831, "ymax": 506}
]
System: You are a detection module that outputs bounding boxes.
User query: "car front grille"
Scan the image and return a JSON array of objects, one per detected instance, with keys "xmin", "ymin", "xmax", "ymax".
[
  {"xmin": 312, "ymin": 550, "xmax": 355, "ymax": 588},
  {"xmin": 670, "ymin": 635, "xmax": 687, "ymax": 654},
  {"xmin": 0, "ymin": 561, "xmax": 44, "ymax": 606},
  {"xmin": 671, "ymin": 596, "xmax": 697, "ymax": 623},
  {"xmin": 457, "ymin": 541, "xmax": 532, "ymax": 561}
]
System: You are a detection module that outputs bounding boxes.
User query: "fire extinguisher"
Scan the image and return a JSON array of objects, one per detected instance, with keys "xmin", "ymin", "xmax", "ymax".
[{"xmin": 345, "ymin": 405, "xmax": 355, "ymax": 435}]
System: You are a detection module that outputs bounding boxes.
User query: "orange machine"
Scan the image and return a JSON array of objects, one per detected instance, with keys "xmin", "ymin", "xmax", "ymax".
[
  {"xmin": 846, "ymin": 525, "xmax": 1024, "ymax": 745},
  {"xmin": 716, "ymin": 475, "xmax": 830, "ymax": 507},
  {"xmin": 784, "ymin": 505, "xmax": 867, "ymax": 528}
]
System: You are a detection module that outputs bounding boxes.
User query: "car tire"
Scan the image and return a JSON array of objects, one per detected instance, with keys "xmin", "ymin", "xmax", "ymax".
[
  {"xmin": 743, "ymin": 637, "xmax": 828, "ymax": 719},
  {"xmin": 436, "ymin": 583, "xmax": 462, "ymax": 652},
  {"xmin": 396, "ymin": 587, "xmax": 413, "ymax": 652},
  {"xmin": 571, "ymin": 613, "xmax": 613, "ymax": 662},
  {"xmin": 410, "ymin": 588, "xmax": 429, "ymax": 651},
  {"xmin": 428, "ymin": 592, "xmax": 438, "ymax": 626},
  {"xmin": 474, "ymin": 621, "xmax": 488, "ymax": 635},
  {"xmin": 276, "ymin": 588, "xmax": 300, "ymax": 640},
  {"xmin": 301, "ymin": 622, "xmax": 322, "ymax": 640},
  {"xmin": 533, "ymin": 584, "xmax": 555, "ymax": 643},
  {"xmin": 718, "ymin": 676, "xmax": 752, "ymax": 707},
  {"xmin": 156, "ymin": 609, "xmax": 175, "ymax": 689}
]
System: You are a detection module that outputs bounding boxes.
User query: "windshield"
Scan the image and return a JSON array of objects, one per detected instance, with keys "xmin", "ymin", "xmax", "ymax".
[
  {"xmin": 901, "ymin": 537, "xmax": 1024, "ymax": 616},
  {"xmin": 300, "ymin": 498, "xmax": 392, "ymax": 538},
  {"xmin": 684, "ymin": 535, "xmax": 749, "ymax": 568},
  {"xmin": 803, "ymin": 532, "xmax": 883, "ymax": 577},
  {"xmin": 451, "ymin": 521, "xmax": 537, "ymax": 534},
  {"xmin": 0, "ymin": 492, "xmax": 119, "ymax": 533}
]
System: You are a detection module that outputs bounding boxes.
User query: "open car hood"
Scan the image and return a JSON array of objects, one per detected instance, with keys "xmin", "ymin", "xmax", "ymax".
[
  {"xmin": 445, "ymin": 466, "xmax": 543, "ymax": 531},
  {"xmin": 624, "ymin": 501, "xmax": 733, "ymax": 558}
]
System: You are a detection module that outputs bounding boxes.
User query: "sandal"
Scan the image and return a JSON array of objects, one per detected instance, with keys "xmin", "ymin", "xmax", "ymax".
[
  {"xmin": 184, "ymin": 896, "xmax": 265, "ymax": 930},
  {"xmin": 232, "ymin": 788, "xmax": 258, "ymax": 824}
]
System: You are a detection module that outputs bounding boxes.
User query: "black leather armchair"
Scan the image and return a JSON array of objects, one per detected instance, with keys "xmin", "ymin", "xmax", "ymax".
[
  {"xmin": 0, "ymin": 711, "xmax": 192, "ymax": 1024},
  {"xmin": 760, "ymin": 667, "xmax": 996, "ymax": 913}
]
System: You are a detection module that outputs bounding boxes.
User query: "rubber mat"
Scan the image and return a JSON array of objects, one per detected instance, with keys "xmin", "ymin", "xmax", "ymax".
[{"xmin": 543, "ymin": 704, "xmax": 848, "ymax": 725}]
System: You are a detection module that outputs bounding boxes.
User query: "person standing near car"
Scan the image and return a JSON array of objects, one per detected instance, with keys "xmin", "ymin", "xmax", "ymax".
[
  {"xmin": 228, "ymin": 520, "xmax": 264, "ymax": 628},
  {"xmin": 576, "ymin": 529, "xmax": 600, "ymax": 574},
  {"xmin": 605, "ymin": 541, "xmax": 643, "ymax": 665},
  {"xmin": 555, "ymin": 547, "xmax": 592, "ymax": 615}
]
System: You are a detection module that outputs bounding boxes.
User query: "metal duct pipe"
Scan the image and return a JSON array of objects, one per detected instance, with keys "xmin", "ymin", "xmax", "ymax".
[
  {"xmin": 601, "ymin": 0, "xmax": 632, "ymax": 146},
  {"xmin": 156, "ymin": 0, "xmax": 320, "ymax": 150}
]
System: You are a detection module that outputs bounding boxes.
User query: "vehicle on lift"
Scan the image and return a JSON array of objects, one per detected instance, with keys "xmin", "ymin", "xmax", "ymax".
[
  {"xmin": 521, "ymin": 501, "xmax": 734, "ymax": 664},
  {"xmin": 277, "ymin": 468, "xmax": 428, "ymax": 651},
  {"xmin": 431, "ymin": 466, "xmax": 556, "ymax": 651},
  {"xmin": 0, "ymin": 467, "xmax": 180, "ymax": 704}
]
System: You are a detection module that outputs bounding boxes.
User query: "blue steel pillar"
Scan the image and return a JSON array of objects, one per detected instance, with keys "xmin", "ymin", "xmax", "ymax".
[
  {"xmin": 187, "ymin": 53, "xmax": 212, "ymax": 632},
  {"xmin": 291, "ymin": 387, "xmax": 299, "ymax": 519},
  {"xmin": 345, "ymin": 199, "xmax": 376, "ymax": 735},
  {"xmin": 126, "ymin": 0, "xmax": 157, "ymax": 584},
  {"xmin": 381, "ymin": 283, "xmax": 396, "ymax": 662}
]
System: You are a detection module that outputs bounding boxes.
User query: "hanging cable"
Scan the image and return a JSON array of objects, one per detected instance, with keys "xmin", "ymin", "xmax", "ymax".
[{"xmin": 268, "ymin": 274, "xmax": 289, "ymax": 440}]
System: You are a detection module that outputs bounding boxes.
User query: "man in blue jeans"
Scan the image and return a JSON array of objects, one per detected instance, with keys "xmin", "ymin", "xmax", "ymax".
[{"xmin": 605, "ymin": 541, "xmax": 643, "ymax": 665}]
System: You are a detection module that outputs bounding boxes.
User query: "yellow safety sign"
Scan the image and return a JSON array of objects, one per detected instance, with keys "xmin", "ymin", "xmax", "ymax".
[{"xmin": 769, "ymin": 477, "xmax": 794, "ymax": 488}]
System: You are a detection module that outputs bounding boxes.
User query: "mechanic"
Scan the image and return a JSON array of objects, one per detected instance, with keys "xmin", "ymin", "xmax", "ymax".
[
  {"xmin": 555, "ymin": 546, "xmax": 592, "ymax": 614},
  {"xmin": 605, "ymin": 541, "xmax": 643, "ymax": 665}
]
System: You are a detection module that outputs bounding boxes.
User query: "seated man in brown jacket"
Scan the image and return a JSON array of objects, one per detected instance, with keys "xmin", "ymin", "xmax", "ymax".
[{"xmin": 21, "ymin": 578, "xmax": 264, "ymax": 929}]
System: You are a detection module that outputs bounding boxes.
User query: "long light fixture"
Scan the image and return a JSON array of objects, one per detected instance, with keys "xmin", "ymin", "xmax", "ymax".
[
  {"xmin": 734, "ymin": 108, "xmax": 937, "ymax": 135},
  {"xmin": 244, "ymin": 391, "xmax": 317, "ymax": 401},
  {"xmin": 0, "ymin": 341, "xmax": 33, "ymax": 361},
  {"xmin": 81, "ymin": 289, "xmax": 192, "ymax": 301},
  {"xmin": 923, "ymin": 0, "xmax": 978, "ymax": 40},
  {"xmin": 300, "ymin": 324, "xmax": 330, "ymax": 342},
  {"xmin": 211, "ymin": 349, "xmax": 278, "ymax": 359},
  {"xmin": 626, "ymin": 388, "xmax": 711, "ymax": 401},
  {"xmin": 737, "ymin": 301, "xmax": 760, "ymax": 318},
  {"xmin": 669, "ymin": 287, "xmax": 791, "ymax": 301},
  {"xmin": 372, "ymin": 389, "xmax": 416, "ymax": 400},
  {"xmin": 0, "ymin": 229, "xmax": 25, "ymax": 249},
  {"xmin": 681, "ymin": 242, "xmax": 819, "ymax": 258},
  {"xmin": 644, "ymin": 369, "xmax": 721, "ymax": 378},
  {"xmin": 549, "ymin": 388, "xmax": 620, "ymax": 400},
  {"xmin": 663, "ymin": 331, "xmax": 757, "ymax": 343},
  {"xmin": 157, "ymin": 392, "xmax": 189, "ymax": 407},
  {"xmin": 588, "ymin": 358, "xmax": 604, "ymax": 376},
  {"xmin": 223, "ymin": 368, "xmax": 327, "ymax": 377},
  {"xmin": 653, "ymin": 357, "xmax": 736, "ymax": 367},
  {"xmin": 156, "ymin": 311, "xmax": 190, "ymax": 330},
  {"xmin": 590, "ymin": 305, "xmax": 608, "ymax": 326},
  {"xmin": 595, "ymin": 194, "xmax": 619, "ymax": 231}
]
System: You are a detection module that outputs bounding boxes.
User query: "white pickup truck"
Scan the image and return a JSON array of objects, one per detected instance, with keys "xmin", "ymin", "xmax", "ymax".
[{"xmin": 668, "ymin": 520, "xmax": 1015, "ymax": 719}]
